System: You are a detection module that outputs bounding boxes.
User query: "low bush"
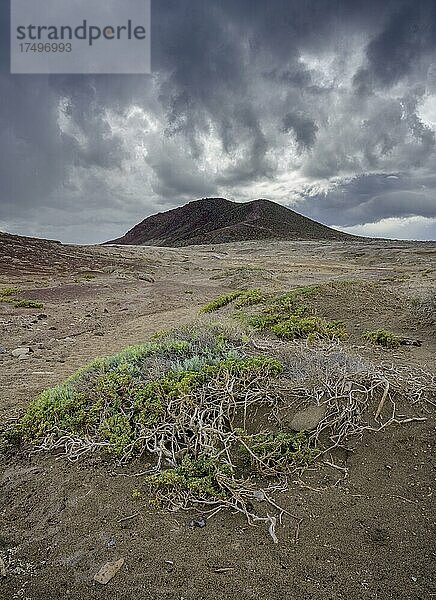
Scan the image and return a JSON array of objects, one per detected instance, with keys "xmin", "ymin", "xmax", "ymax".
[
  {"xmin": 14, "ymin": 300, "xmax": 44, "ymax": 309},
  {"xmin": 0, "ymin": 287, "xmax": 20, "ymax": 296},
  {"xmin": 200, "ymin": 291, "xmax": 242, "ymax": 313},
  {"xmin": 363, "ymin": 329, "xmax": 402, "ymax": 349},
  {"xmin": 272, "ymin": 316, "xmax": 347, "ymax": 341}
]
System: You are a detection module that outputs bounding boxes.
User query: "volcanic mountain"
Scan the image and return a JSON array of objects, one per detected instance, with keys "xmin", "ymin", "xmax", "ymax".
[{"xmin": 106, "ymin": 198, "xmax": 354, "ymax": 246}]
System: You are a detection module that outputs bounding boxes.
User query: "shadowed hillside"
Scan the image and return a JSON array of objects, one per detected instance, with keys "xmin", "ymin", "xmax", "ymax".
[{"xmin": 106, "ymin": 198, "xmax": 355, "ymax": 246}]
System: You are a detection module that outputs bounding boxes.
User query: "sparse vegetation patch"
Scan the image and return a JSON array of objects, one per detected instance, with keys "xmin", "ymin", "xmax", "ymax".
[
  {"xmin": 272, "ymin": 316, "xmax": 347, "ymax": 341},
  {"xmin": 0, "ymin": 286, "xmax": 20, "ymax": 296},
  {"xmin": 240, "ymin": 285, "xmax": 347, "ymax": 341},
  {"xmin": 200, "ymin": 291, "xmax": 242, "ymax": 313},
  {"xmin": 14, "ymin": 300, "xmax": 44, "ymax": 309},
  {"xmin": 200, "ymin": 289, "xmax": 265, "ymax": 313},
  {"xmin": 364, "ymin": 329, "xmax": 402, "ymax": 349},
  {"xmin": 234, "ymin": 288, "xmax": 264, "ymax": 308},
  {"xmin": 8, "ymin": 286, "xmax": 434, "ymax": 542}
]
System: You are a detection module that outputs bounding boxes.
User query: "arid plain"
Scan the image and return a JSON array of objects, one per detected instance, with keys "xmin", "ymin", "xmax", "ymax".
[{"xmin": 0, "ymin": 232, "xmax": 435, "ymax": 600}]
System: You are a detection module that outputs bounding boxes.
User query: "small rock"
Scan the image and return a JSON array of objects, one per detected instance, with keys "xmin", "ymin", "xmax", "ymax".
[
  {"xmin": 253, "ymin": 490, "xmax": 266, "ymax": 502},
  {"xmin": 164, "ymin": 560, "xmax": 174, "ymax": 573},
  {"xmin": 11, "ymin": 347, "xmax": 32, "ymax": 357},
  {"xmin": 138, "ymin": 274, "xmax": 155, "ymax": 283},
  {"xmin": 37, "ymin": 313, "xmax": 47, "ymax": 320},
  {"xmin": 0, "ymin": 347, "xmax": 6, "ymax": 354},
  {"xmin": 190, "ymin": 517, "xmax": 207, "ymax": 528},
  {"xmin": 94, "ymin": 558, "xmax": 124, "ymax": 585},
  {"xmin": 290, "ymin": 405, "xmax": 326, "ymax": 432}
]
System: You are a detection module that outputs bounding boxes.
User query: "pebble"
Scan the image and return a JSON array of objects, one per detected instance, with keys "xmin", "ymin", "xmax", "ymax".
[
  {"xmin": 290, "ymin": 405, "xmax": 326, "ymax": 432},
  {"xmin": 11, "ymin": 347, "xmax": 32, "ymax": 357},
  {"xmin": 190, "ymin": 517, "xmax": 207, "ymax": 528}
]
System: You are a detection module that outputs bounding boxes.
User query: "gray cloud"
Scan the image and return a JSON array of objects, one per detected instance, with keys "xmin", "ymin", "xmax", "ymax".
[
  {"xmin": 0, "ymin": 1, "xmax": 436, "ymax": 242},
  {"xmin": 296, "ymin": 173, "xmax": 436, "ymax": 227},
  {"xmin": 282, "ymin": 113, "xmax": 318, "ymax": 151},
  {"xmin": 354, "ymin": 2, "xmax": 436, "ymax": 91}
]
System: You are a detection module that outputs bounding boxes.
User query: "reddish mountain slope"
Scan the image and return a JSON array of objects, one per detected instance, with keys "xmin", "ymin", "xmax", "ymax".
[{"xmin": 106, "ymin": 198, "xmax": 354, "ymax": 246}]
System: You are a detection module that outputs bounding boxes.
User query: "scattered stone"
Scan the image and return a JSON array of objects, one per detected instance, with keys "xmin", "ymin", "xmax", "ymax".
[
  {"xmin": 164, "ymin": 560, "xmax": 174, "ymax": 572},
  {"xmin": 290, "ymin": 405, "xmax": 326, "ymax": 432},
  {"xmin": 213, "ymin": 566, "xmax": 235, "ymax": 573},
  {"xmin": 400, "ymin": 338, "xmax": 422, "ymax": 347},
  {"xmin": 11, "ymin": 347, "xmax": 32, "ymax": 358},
  {"xmin": 253, "ymin": 490, "xmax": 266, "ymax": 502},
  {"xmin": 37, "ymin": 313, "xmax": 47, "ymax": 320},
  {"xmin": 93, "ymin": 558, "xmax": 124, "ymax": 585},
  {"xmin": 190, "ymin": 516, "xmax": 207, "ymax": 528}
]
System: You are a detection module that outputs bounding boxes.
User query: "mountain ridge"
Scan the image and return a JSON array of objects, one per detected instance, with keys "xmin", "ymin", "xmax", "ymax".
[{"xmin": 106, "ymin": 197, "xmax": 356, "ymax": 246}]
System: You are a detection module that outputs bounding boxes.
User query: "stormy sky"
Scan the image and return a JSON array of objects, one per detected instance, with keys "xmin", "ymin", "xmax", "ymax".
[{"xmin": 1, "ymin": 0, "xmax": 436, "ymax": 243}]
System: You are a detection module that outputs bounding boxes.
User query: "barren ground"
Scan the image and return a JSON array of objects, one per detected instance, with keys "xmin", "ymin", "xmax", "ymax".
[{"xmin": 0, "ymin": 236, "xmax": 435, "ymax": 600}]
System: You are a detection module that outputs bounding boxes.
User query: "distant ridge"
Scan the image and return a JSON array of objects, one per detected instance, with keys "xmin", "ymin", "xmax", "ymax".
[{"xmin": 106, "ymin": 198, "xmax": 355, "ymax": 246}]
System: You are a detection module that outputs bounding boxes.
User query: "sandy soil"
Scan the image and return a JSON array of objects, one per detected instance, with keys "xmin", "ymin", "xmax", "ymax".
[{"xmin": 0, "ymin": 236, "xmax": 435, "ymax": 599}]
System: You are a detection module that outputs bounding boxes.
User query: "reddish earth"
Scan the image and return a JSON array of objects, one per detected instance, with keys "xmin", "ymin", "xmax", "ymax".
[{"xmin": 106, "ymin": 198, "xmax": 354, "ymax": 246}]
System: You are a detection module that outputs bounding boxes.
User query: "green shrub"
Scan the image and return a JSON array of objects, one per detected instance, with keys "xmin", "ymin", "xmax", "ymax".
[
  {"xmin": 234, "ymin": 289, "xmax": 264, "ymax": 308},
  {"xmin": 243, "ymin": 285, "xmax": 347, "ymax": 341},
  {"xmin": 272, "ymin": 316, "xmax": 347, "ymax": 341},
  {"xmin": 145, "ymin": 455, "xmax": 230, "ymax": 500},
  {"xmin": 0, "ymin": 287, "xmax": 20, "ymax": 297},
  {"xmin": 14, "ymin": 300, "xmax": 44, "ymax": 309},
  {"xmin": 363, "ymin": 329, "xmax": 402, "ymax": 349},
  {"xmin": 18, "ymin": 326, "xmax": 282, "ymax": 458},
  {"xmin": 241, "ymin": 431, "xmax": 318, "ymax": 472},
  {"xmin": 20, "ymin": 386, "xmax": 91, "ymax": 439},
  {"xmin": 99, "ymin": 414, "xmax": 135, "ymax": 457},
  {"xmin": 200, "ymin": 291, "xmax": 242, "ymax": 313}
]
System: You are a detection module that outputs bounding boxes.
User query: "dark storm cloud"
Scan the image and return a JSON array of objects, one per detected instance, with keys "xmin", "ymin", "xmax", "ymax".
[
  {"xmin": 282, "ymin": 113, "xmax": 318, "ymax": 151},
  {"xmin": 354, "ymin": 1, "xmax": 436, "ymax": 91},
  {"xmin": 297, "ymin": 173, "xmax": 436, "ymax": 226},
  {"xmin": 1, "ymin": 0, "xmax": 436, "ymax": 242}
]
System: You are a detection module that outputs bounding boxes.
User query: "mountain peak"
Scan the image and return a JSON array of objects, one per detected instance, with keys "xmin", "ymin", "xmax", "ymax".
[{"xmin": 106, "ymin": 197, "xmax": 353, "ymax": 246}]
